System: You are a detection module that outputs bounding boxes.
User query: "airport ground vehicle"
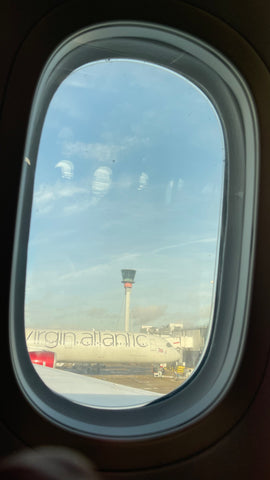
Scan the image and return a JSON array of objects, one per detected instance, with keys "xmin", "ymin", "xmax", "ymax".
[{"xmin": 1, "ymin": 1, "xmax": 270, "ymax": 478}]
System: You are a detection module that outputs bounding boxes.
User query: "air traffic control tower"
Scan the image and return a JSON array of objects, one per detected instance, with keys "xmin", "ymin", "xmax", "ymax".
[{"xmin": 121, "ymin": 269, "xmax": 136, "ymax": 332}]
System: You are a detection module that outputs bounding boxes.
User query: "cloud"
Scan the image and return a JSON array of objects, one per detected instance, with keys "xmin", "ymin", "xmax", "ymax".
[
  {"xmin": 55, "ymin": 160, "xmax": 74, "ymax": 179},
  {"xmin": 123, "ymin": 135, "xmax": 150, "ymax": 147},
  {"xmin": 138, "ymin": 172, "xmax": 149, "ymax": 191},
  {"xmin": 33, "ymin": 182, "xmax": 89, "ymax": 215},
  {"xmin": 50, "ymin": 93, "xmax": 83, "ymax": 119},
  {"xmin": 35, "ymin": 185, "xmax": 54, "ymax": 205},
  {"xmin": 61, "ymin": 135, "xmax": 149, "ymax": 165},
  {"xmin": 57, "ymin": 184, "xmax": 88, "ymax": 198},
  {"xmin": 62, "ymin": 141, "xmax": 124, "ymax": 163},
  {"xmin": 59, "ymin": 263, "xmax": 110, "ymax": 282},
  {"xmin": 152, "ymin": 237, "xmax": 217, "ymax": 255},
  {"xmin": 63, "ymin": 199, "xmax": 93, "ymax": 215},
  {"xmin": 64, "ymin": 62, "xmax": 121, "ymax": 92},
  {"xmin": 92, "ymin": 166, "xmax": 112, "ymax": 200},
  {"xmin": 28, "ymin": 228, "xmax": 77, "ymax": 247},
  {"xmin": 65, "ymin": 71, "xmax": 95, "ymax": 89}
]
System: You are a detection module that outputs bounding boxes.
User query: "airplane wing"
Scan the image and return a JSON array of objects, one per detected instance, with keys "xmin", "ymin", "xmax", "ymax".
[{"xmin": 34, "ymin": 364, "xmax": 162, "ymax": 409}]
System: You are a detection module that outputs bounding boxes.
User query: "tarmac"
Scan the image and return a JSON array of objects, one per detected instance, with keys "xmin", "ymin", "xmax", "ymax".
[{"xmin": 92, "ymin": 374, "xmax": 186, "ymax": 395}]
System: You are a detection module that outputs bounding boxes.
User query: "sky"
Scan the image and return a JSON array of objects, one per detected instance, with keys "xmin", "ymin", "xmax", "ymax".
[{"xmin": 25, "ymin": 59, "xmax": 225, "ymax": 331}]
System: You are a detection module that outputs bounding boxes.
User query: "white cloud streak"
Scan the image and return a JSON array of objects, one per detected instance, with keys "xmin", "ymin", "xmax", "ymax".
[
  {"xmin": 138, "ymin": 172, "xmax": 149, "ymax": 191},
  {"xmin": 62, "ymin": 141, "xmax": 124, "ymax": 163},
  {"xmin": 33, "ymin": 183, "xmax": 89, "ymax": 215},
  {"xmin": 92, "ymin": 166, "xmax": 112, "ymax": 199},
  {"xmin": 61, "ymin": 136, "xmax": 149, "ymax": 164},
  {"xmin": 152, "ymin": 237, "xmax": 217, "ymax": 255},
  {"xmin": 55, "ymin": 160, "xmax": 74, "ymax": 179}
]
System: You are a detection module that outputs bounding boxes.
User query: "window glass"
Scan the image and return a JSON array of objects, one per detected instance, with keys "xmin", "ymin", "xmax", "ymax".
[{"xmin": 25, "ymin": 59, "xmax": 224, "ymax": 409}]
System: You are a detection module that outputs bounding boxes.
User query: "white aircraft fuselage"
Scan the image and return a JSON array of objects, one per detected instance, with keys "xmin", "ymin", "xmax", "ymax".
[{"xmin": 25, "ymin": 328, "xmax": 180, "ymax": 364}]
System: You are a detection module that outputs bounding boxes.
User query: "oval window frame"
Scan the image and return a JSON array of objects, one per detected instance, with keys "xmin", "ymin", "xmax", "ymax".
[{"xmin": 10, "ymin": 21, "xmax": 258, "ymax": 439}]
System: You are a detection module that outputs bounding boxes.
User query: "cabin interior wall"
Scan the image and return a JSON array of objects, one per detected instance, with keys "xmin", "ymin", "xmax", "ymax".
[{"xmin": 1, "ymin": 0, "xmax": 270, "ymax": 478}]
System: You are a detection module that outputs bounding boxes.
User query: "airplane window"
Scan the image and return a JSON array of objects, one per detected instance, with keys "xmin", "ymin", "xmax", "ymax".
[
  {"xmin": 10, "ymin": 22, "xmax": 257, "ymax": 436},
  {"xmin": 24, "ymin": 57, "xmax": 224, "ymax": 409}
]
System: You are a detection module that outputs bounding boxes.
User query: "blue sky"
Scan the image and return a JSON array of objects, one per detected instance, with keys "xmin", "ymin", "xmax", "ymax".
[{"xmin": 25, "ymin": 59, "xmax": 224, "ymax": 331}]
